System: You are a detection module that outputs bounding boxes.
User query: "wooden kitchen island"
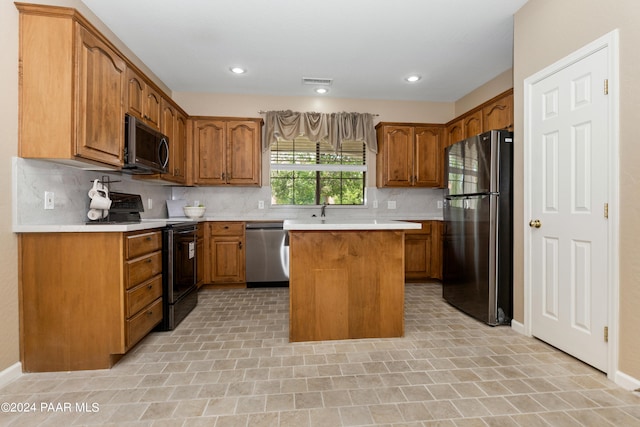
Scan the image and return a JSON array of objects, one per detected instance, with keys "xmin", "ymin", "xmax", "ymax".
[{"xmin": 284, "ymin": 219, "xmax": 421, "ymax": 342}]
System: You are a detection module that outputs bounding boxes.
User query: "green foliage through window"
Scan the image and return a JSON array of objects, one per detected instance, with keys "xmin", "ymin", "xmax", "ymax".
[{"xmin": 270, "ymin": 138, "xmax": 366, "ymax": 205}]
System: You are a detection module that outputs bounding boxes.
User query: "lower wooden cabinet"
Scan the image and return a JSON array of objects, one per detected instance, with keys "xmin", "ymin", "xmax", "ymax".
[
  {"xmin": 205, "ymin": 222, "xmax": 246, "ymax": 285},
  {"xmin": 19, "ymin": 229, "xmax": 163, "ymax": 372},
  {"xmin": 196, "ymin": 223, "xmax": 205, "ymax": 287},
  {"xmin": 404, "ymin": 220, "xmax": 442, "ymax": 281}
]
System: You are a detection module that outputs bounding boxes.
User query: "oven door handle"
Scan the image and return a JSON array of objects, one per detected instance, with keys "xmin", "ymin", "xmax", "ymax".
[{"xmin": 174, "ymin": 229, "xmax": 197, "ymax": 236}]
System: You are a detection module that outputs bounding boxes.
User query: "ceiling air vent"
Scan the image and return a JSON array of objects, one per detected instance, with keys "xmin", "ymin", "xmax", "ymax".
[{"xmin": 302, "ymin": 77, "xmax": 333, "ymax": 86}]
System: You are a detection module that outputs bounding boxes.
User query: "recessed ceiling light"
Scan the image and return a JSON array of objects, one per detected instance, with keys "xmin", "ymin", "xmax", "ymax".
[
  {"xmin": 315, "ymin": 88, "xmax": 329, "ymax": 94},
  {"xmin": 230, "ymin": 66, "xmax": 247, "ymax": 74},
  {"xmin": 405, "ymin": 75, "xmax": 421, "ymax": 83}
]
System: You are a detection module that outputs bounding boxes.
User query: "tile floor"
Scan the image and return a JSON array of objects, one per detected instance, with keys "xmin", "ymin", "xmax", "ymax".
[{"xmin": 1, "ymin": 283, "xmax": 639, "ymax": 427}]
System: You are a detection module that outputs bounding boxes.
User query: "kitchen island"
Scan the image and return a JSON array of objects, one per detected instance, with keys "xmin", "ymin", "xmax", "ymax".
[{"xmin": 283, "ymin": 219, "xmax": 421, "ymax": 342}]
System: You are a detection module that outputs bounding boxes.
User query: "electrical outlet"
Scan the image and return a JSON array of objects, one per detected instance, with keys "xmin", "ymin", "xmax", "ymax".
[
  {"xmin": 258, "ymin": 200, "xmax": 265, "ymax": 209},
  {"xmin": 437, "ymin": 200, "xmax": 444, "ymax": 209},
  {"xmin": 387, "ymin": 200, "xmax": 396, "ymax": 210},
  {"xmin": 147, "ymin": 198, "xmax": 153, "ymax": 210},
  {"xmin": 372, "ymin": 200, "xmax": 378, "ymax": 209},
  {"xmin": 44, "ymin": 191, "xmax": 54, "ymax": 210}
]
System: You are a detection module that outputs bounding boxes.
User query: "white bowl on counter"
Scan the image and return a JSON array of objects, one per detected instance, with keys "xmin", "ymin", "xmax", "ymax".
[{"xmin": 183, "ymin": 206, "xmax": 206, "ymax": 218}]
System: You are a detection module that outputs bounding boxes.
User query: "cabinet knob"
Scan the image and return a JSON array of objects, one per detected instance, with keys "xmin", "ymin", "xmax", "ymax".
[
  {"xmin": 146, "ymin": 259, "xmax": 152, "ymax": 263},
  {"xmin": 148, "ymin": 284, "xmax": 153, "ymax": 290}
]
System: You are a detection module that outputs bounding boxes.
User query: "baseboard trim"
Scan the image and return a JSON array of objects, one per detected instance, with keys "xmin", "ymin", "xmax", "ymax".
[
  {"xmin": 510, "ymin": 319, "xmax": 526, "ymax": 335},
  {"xmin": 615, "ymin": 370, "xmax": 640, "ymax": 391},
  {"xmin": 0, "ymin": 362, "xmax": 22, "ymax": 389}
]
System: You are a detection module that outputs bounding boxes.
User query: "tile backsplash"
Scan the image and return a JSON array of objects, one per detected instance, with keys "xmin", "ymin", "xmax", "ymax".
[
  {"xmin": 171, "ymin": 186, "xmax": 444, "ymax": 221},
  {"xmin": 13, "ymin": 157, "xmax": 444, "ymax": 226},
  {"xmin": 12, "ymin": 158, "xmax": 171, "ymax": 226}
]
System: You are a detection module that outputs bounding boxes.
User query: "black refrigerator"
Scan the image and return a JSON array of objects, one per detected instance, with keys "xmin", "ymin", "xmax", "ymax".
[{"xmin": 443, "ymin": 130, "xmax": 513, "ymax": 326}]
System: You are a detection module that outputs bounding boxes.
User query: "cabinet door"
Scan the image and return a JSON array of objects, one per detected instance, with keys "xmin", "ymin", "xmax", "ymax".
[
  {"xmin": 125, "ymin": 68, "xmax": 145, "ymax": 121},
  {"xmin": 210, "ymin": 237, "xmax": 245, "ymax": 283},
  {"xmin": 174, "ymin": 112, "xmax": 188, "ymax": 182},
  {"xmin": 161, "ymin": 99, "xmax": 177, "ymax": 170},
  {"xmin": 226, "ymin": 120, "xmax": 261, "ymax": 186},
  {"xmin": 144, "ymin": 86, "xmax": 162, "ymax": 130},
  {"xmin": 445, "ymin": 119, "xmax": 463, "ymax": 148},
  {"xmin": 377, "ymin": 125, "xmax": 414, "ymax": 187},
  {"xmin": 443, "ymin": 120, "xmax": 463, "ymax": 188},
  {"xmin": 405, "ymin": 235, "xmax": 431, "ymax": 280},
  {"xmin": 414, "ymin": 126, "xmax": 442, "ymax": 187},
  {"xmin": 194, "ymin": 120, "xmax": 226, "ymax": 185},
  {"xmin": 404, "ymin": 221, "xmax": 432, "ymax": 281},
  {"xmin": 430, "ymin": 221, "xmax": 443, "ymax": 280},
  {"xmin": 196, "ymin": 237, "xmax": 204, "ymax": 287},
  {"xmin": 463, "ymin": 110, "xmax": 483, "ymax": 138},
  {"xmin": 75, "ymin": 24, "xmax": 126, "ymax": 167},
  {"xmin": 160, "ymin": 100, "xmax": 187, "ymax": 184},
  {"xmin": 483, "ymin": 92, "xmax": 513, "ymax": 132}
]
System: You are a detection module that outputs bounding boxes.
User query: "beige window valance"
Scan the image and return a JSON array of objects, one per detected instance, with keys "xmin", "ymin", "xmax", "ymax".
[{"xmin": 263, "ymin": 110, "xmax": 377, "ymax": 153}]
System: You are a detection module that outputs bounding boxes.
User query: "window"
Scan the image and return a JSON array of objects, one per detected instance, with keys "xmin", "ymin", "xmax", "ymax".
[{"xmin": 270, "ymin": 138, "xmax": 366, "ymax": 205}]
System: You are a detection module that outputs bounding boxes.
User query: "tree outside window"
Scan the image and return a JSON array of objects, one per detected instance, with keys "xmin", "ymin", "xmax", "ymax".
[{"xmin": 270, "ymin": 138, "xmax": 366, "ymax": 205}]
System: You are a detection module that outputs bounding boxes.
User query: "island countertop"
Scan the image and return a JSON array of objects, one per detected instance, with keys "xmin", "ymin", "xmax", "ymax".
[{"xmin": 283, "ymin": 218, "xmax": 422, "ymax": 231}]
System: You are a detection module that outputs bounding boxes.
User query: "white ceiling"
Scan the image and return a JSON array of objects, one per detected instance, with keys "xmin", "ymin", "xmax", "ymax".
[{"xmin": 81, "ymin": 0, "xmax": 528, "ymax": 102}]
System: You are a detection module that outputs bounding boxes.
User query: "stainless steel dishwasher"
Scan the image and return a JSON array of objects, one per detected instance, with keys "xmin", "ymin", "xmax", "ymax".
[{"xmin": 245, "ymin": 222, "xmax": 289, "ymax": 287}]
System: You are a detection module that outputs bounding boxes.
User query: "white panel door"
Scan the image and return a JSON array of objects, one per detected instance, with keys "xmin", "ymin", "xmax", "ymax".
[{"xmin": 529, "ymin": 47, "xmax": 609, "ymax": 371}]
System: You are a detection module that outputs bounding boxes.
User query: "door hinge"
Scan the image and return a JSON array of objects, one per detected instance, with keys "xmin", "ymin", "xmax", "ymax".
[
  {"xmin": 604, "ymin": 326, "xmax": 609, "ymax": 342},
  {"xmin": 604, "ymin": 203, "xmax": 609, "ymax": 218},
  {"xmin": 604, "ymin": 79, "xmax": 609, "ymax": 95}
]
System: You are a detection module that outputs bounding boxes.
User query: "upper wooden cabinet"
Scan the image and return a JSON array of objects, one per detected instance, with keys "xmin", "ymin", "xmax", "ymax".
[
  {"xmin": 463, "ymin": 110, "xmax": 483, "ymax": 140},
  {"xmin": 444, "ymin": 89, "xmax": 513, "ymax": 149},
  {"xmin": 18, "ymin": 5, "xmax": 127, "ymax": 168},
  {"xmin": 442, "ymin": 90, "xmax": 513, "ymax": 186},
  {"xmin": 160, "ymin": 99, "xmax": 188, "ymax": 184},
  {"xmin": 376, "ymin": 123, "xmax": 443, "ymax": 188},
  {"xmin": 482, "ymin": 92, "xmax": 514, "ymax": 132},
  {"xmin": 193, "ymin": 118, "xmax": 263, "ymax": 186},
  {"xmin": 126, "ymin": 68, "xmax": 162, "ymax": 130},
  {"xmin": 75, "ymin": 24, "xmax": 127, "ymax": 166},
  {"xmin": 17, "ymin": 4, "xmax": 189, "ymax": 176}
]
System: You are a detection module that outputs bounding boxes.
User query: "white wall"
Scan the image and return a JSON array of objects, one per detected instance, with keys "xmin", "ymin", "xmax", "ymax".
[{"xmin": 514, "ymin": 0, "xmax": 640, "ymax": 380}]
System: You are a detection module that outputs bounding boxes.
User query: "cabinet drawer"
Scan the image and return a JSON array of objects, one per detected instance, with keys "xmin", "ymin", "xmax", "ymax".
[
  {"xmin": 210, "ymin": 222, "xmax": 244, "ymax": 236},
  {"xmin": 126, "ymin": 297, "xmax": 162, "ymax": 349},
  {"xmin": 126, "ymin": 275, "xmax": 163, "ymax": 318},
  {"xmin": 125, "ymin": 251, "xmax": 162, "ymax": 289},
  {"xmin": 126, "ymin": 231, "xmax": 162, "ymax": 259}
]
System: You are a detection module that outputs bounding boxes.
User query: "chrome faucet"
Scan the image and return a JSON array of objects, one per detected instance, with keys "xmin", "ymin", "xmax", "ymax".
[{"xmin": 320, "ymin": 202, "xmax": 327, "ymax": 217}]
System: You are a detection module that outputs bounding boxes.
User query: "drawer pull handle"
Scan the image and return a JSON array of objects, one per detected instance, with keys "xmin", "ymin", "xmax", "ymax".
[
  {"xmin": 145, "ymin": 237, "xmax": 152, "ymax": 241},
  {"xmin": 224, "ymin": 226, "xmax": 229, "ymax": 229},
  {"xmin": 147, "ymin": 310, "xmax": 153, "ymax": 316},
  {"xmin": 148, "ymin": 284, "xmax": 153, "ymax": 289},
  {"xmin": 146, "ymin": 259, "xmax": 152, "ymax": 263}
]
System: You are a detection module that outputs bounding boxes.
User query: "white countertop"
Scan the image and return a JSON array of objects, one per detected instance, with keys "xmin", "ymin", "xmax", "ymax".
[
  {"xmin": 14, "ymin": 217, "xmax": 437, "ymax": 233},
  {"xmin": 13, "ymin": 218, "xmax": 203, "ymax": 233},
  {"xmin": 283, "ymin": 218, "xmax": 422, "ymax": 231}
]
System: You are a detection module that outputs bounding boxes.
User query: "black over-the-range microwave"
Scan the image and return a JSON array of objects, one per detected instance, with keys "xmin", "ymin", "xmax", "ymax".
[{"xmin": 123, "ymin": 114, "xmax": 169, "ymax": 174}]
